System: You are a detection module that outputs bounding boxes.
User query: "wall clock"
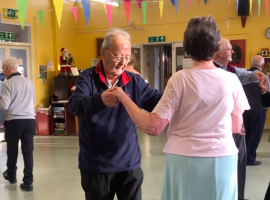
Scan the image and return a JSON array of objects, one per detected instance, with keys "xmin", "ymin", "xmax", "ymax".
[{"xmin": 265, "ymin": 27, "xmax": 270, "ymax": 39}]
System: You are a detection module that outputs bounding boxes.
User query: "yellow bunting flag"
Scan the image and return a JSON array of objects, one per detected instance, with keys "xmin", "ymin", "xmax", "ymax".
[
  {"xmin": 53, "ymin": 0, "xmax": 64, "ymax": 28},
  {"xmin": 103, "ymin": 3, "xmax": 107, "ymax": 14},
  {"xmin": 159, "ymin": 1, "xmax": 164, "ymax": 20},
  {"xmin": 17, "ymin": 12, "xmax": 24, "ymax": 29}
]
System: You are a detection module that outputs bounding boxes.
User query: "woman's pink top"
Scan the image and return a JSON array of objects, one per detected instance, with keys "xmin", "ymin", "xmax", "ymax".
[{"xmin": 152, "ymin": 68, "xmax": 250, "ymax": 157}]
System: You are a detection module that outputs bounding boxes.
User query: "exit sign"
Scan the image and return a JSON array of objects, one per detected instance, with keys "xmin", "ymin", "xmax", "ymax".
[
  {"xmin": 0, "ymin": 32, "xmax": 14, "ymax": 41},
  {"xmin": 148, "ymin": 36, "xmax": 166, "ymax": 43},
  {"xmin": 3, "ymin": 8, "xmax": 18, "ymax": 19}
]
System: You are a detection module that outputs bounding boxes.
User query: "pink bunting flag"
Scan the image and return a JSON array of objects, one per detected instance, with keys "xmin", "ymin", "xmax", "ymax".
[
  {"xmin": 197, "ymin": 0, "xmax": 199, "ymax": 6},
  {"xmin": 106, "ymin": 4, "xmax": 113, "ymax": 27},
  {"xmin": 71, "ymin": 7, "xmax": 77, "ymax": 22},
  {"xmin": 187, "ymin": 0, "xmax": 190, "ymax": 9},
  {"xmin": 266, "ymin": 0, "xmax": 268, "ymax": 17},
  {"xmin": 136, "ymin": 0, "xmax": 142, "ymax": 8},
  {"xmin": 124, "ymin": 1, "xmax": 131, "ymax": 25}
]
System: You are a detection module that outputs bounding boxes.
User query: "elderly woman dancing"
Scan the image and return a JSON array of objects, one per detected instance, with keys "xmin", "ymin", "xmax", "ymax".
[{"xmin": 112, "ymin": 16, "xmax": 250, "ymax": 200}]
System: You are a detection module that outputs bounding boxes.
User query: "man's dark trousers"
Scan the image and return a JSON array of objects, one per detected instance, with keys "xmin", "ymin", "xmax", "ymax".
[
  {"xmin": 243, "ymin": 109, "xmax": 266, "ymax": 163},
  {"xmin": 4, "ymin": 119, "xmax": 36, "ymax": 184},
  {"xmin": 233, "ymin": 134, "xmax": 246, "ymax": 200},
  {"xmin": 80, "ymin": 167, "xmax": 143, "ymax": 200}
]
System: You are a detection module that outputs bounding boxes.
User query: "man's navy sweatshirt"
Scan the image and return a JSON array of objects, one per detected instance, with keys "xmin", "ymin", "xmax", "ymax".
[{"xmin": 68, "ymin": 61, "xmax": 163, "ymax": 173}]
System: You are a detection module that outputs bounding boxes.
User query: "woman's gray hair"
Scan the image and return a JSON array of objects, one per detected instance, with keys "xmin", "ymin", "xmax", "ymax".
[
  {"xmin": 102, "ymin": 28, "xmax": 131, "ymax": 49},
  {"xmin": 2, "ymin": 57, "xmax": 19, "ymax": 71}
]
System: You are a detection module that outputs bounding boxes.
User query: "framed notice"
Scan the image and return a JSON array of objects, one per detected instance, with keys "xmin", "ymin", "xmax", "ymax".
[{"xmin": 96, "ymin": 37, "xmax": 104, "ymax": 58}]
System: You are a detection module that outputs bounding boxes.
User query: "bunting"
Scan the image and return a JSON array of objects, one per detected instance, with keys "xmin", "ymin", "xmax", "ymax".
[
  {"xmin": 141, "ymin": 2, "xmax": 147, "ymax": 24},
  {"xmin": 37, "ymin": 11, "xmax": 44, "ymax": 26},
  {"xmin": 53, "ymin": 0, "xmax": 64, "ymax": 28},
  {"xmin": 71, "ymin": 7, "xmax": 77, "ymax": 22},
  {"xmin": 116, "ymin": 0, "xmax": 120, "ymax": 9},
  {"xmin": 187, "ymin": 0, "xmax": 190, "ymax": 9},
  {"xmin": 81, "ymin": 0, "xmax": 91, "ymax": 28},
  {"xmin": 170, "ymin": 0, "xmax": 175, "ymax": 6},
  {"xmin": 124, "ymin": 0, "xmax": 131, "ymax": 25},
  {"xmin": 16, "ymin": 0, "xmax": 28, "ymax": 29},
  {"xmin": 267, "ymin": 0, "xmax": 268, "ymax": 17},
  {"xmin": 103, "ymin": 3, "xmax": 107, "ymax": 14},
  {"xmin": 159, "ymin": 1, "xmax": 164, "ymax": 20},
  {"xmin": 258, "ymin": 0, "xmax": 260, "ymax": 16},
  {"xmin": 237, "ymin": 0, "xmax": 239, "ymax": 10},
  {"xmin": 197, "ymin": 0, "xmax": 199, "ymax": 6},
  {"xmin": 136, "ymin": 0, "xmax": 142, "ymax": 8},
  {"xmin": 17, "ymin": 12, "xmax": 24, "ymax": 29},
  {"xmin": 204, "ymin": 0, "xmax": 207, "ymax": 4},
  {"xmin": 106, "ymin": 4, "xmax": 113, "ymax": 27},
  {"xmin": 175, "ymin": 0, "xmax": 178, "ymax": 14}
]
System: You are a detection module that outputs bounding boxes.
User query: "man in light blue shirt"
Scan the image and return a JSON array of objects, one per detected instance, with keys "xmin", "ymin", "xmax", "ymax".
[
  {"xmin": 213, "ymin": 38, "xmax": 265, "ymax": 200},
  {"xmin": 214, "ymin": 39, "xmax": 264, "ymax": 85}
]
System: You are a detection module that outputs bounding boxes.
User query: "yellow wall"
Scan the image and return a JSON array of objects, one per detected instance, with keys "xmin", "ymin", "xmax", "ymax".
[
  {"xmin": 2, "ymin": 0, "xmax": 270, "ymax": 123},
  {"xmin": 0, "ymin": 0, "xmax": 78, "ymax": 108},
  {"xmin": 74, "ymin": 0, "xmax": 270, "ymax": 124},
  {"xmin": 74, "ymin": 0, "xmax": 270, "ymax": 70},
  {"xmin": 1, "ymin": 0, "xmax": 54, "ymax": 107}
]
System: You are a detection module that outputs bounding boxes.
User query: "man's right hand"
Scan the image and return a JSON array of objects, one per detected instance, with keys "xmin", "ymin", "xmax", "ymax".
[
  {"xmin": 255, "ymin": 71, "xmax": 266, "ymax": 82},
  {"xmin": 259, "ymin": 78, "xmax": 267, "ymax": 93},
  {"xmin": 101, "ymin": 88, "xmax": 119, "ymax": 107}
]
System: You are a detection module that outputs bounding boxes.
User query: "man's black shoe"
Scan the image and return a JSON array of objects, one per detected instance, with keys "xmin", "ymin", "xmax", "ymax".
[
  {"xmin": 20, "ymin": 183, "xmax": 33, "ymax": 191},
  {"xmin": 247, "ymin": 161, "xmax": 261, "ymax": 166},
  {"xmin": 3, "ymin": 171, "xmax": 17, "ymax": 184}
]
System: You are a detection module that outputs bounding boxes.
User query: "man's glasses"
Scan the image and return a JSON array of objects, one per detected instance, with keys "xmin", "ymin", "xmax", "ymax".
[
  {"xmin": 221, "ymin": 48, "xmax": 234, "ymax": 52},
  {"xmin": 105, "ymin": 47, "xmax": 133, "ymax": 62}
]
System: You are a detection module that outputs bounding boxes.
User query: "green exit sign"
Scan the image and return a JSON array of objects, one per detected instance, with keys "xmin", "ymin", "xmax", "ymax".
[
  {"xmin": 148, "ymin": 36, "xmax": 166, "ymax": 43},
  {"xmin": 0, "ymin": 32, "xmax": 14, "ymax": 41},
  {"xmin": 3, "ymin": 8, "xmax": 18, "ymax": 19}
]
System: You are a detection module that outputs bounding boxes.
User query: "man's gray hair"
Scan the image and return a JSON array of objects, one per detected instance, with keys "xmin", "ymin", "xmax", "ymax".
[
  {"xmin": 102, "ymin": 28, "xmax": 131, "ymax": 48},
  {"xmin": 2, "ymin": 57, "xmax": 19, "ymax": 71}
]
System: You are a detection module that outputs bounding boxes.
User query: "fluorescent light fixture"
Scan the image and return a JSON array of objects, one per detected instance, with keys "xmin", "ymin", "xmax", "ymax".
[{"xmin": 92, "ymin": 0, "xmax": 119, "ymax": 6}]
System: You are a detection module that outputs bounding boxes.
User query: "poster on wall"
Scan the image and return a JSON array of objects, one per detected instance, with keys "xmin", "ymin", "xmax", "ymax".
[
  {"xmin": 47, "ymin": 61, "xmax": 54, "ymax": 70},
  {"xmin": 18, "ymin": 66, "xmax": 24, "ymax": 76},
  {"xmin": 39, "ymin": 65, "xmax": 47, "ymax": 79},
  {"xmin": 18, "ymin": 57, "xmax": 23, "ymax": 66}
]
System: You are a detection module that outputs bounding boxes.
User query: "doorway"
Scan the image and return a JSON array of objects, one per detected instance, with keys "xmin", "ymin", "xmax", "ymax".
[
  {"xmin": 137, "ymin": 42, "xmax": 184, "ymax": 91},
  {"xmin": 0, "ymin": 45, "xmax": 31, "ymax": 79}
]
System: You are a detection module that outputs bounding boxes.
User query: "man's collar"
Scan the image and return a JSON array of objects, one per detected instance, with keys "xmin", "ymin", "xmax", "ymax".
[
  {"xmin": 251, "ymin": 66, "xmax": 262, "ymax": 71},
  {"xmin": 213, "ymin": 61, "xmax": 227, "ymax": 69},
  {"xmin": 8, "ymin": 72, "xmax": 21, "ymax": 79},
  {"xmin": 95, "ymin": 59, "xmax": 131, "ymax": 87}
]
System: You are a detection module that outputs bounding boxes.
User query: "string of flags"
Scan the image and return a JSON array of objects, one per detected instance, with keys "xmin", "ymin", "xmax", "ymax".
[{"xmin": 9, "ymin": 0, "xmax": 270, "ymax": 30}]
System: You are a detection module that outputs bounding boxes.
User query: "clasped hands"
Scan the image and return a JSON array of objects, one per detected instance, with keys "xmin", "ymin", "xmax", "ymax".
[
  {"xmin": 101, "ymin": 87, "xmax": 128, "ymax": 107},
  {"xmin": 258, "ymin": 71, "xmax": 268, "ymax": 93}
]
